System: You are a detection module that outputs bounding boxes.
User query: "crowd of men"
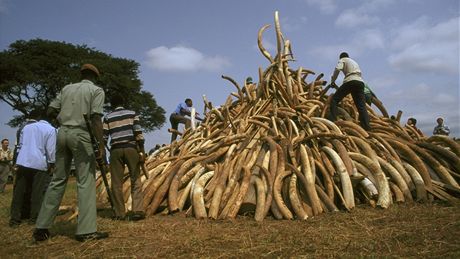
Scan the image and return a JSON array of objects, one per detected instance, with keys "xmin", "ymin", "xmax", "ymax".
[
  {"xmin": 1, "ymin": 64, "xmax": 147, "ymax": 243},
  {"xmin": 0, "ymin": 53, "xmax": 455, "ymax": 244}
]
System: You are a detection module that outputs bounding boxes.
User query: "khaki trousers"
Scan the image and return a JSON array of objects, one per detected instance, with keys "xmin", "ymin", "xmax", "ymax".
[
  {"xmin": 110, "ymin": 147, "xmax": 144, "ymax": 217},
  {"xmin": 36, "ymin": 127, "xmax": 98, "ymax": 235}
]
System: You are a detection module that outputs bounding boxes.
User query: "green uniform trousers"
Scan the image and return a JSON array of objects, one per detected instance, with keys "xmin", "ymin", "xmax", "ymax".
[
  {"xmin": 110, "ymin": 147, "xmax": 144, "ymax": 217},
  {"xmin": 36, "ymin": 126, "xmax": 98, "ymax": 235}
]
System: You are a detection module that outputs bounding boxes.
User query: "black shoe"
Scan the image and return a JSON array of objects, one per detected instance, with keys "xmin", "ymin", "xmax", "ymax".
[
  {"xmin": 33, "ymin": 228, "xmax": 50, "ymax": 242},
  {"xmin": 9, "ymin": 219, "xmax": 21, "ymax": 228},
  {"xmin": 75, "ymin": 231, "xmax": 109, "ymax": 242},
  {"xmin": 112, "ymin": 215, "xmax": 126, "ymax": 221},
  {"xmin": 128, "ymin": 211, "xmax": 145, "ymax": 221}
]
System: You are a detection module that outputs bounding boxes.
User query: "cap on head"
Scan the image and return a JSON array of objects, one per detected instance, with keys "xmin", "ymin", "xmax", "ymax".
[
  {"xmin": 246, "ymin": 77, "xmax": 253, "ymax": 84},
  {"xmin": 80, "ymin": 64, "xmax": 100, "ymax": 77},
  {"xmin": 339, "ymin": 52, "xmax": 349, "ymax": 59}
]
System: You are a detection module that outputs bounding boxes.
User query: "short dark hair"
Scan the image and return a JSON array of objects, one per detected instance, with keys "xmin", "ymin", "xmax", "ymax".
[
  {"xmin": 340, "ymin": 52, "xmax": 349, "ymax": 59},
  {"xmin": 185, "ymin": 98, "xmax": 192, "ymax": 103},
  {"xmin": 29, "ymin": 108, "xmax": 42, "ymax": 120},
  {"xmin": 110, "ymin": 93, "xmax": 125, "ymax": 107},
  {"xmin": 1, "ymin": 138, "xmax": 8, "ymax": 144}
]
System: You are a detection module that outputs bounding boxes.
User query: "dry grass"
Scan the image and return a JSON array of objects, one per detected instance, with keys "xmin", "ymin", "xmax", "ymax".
[{"xmin": 1, "ymin": 177, "xmax": 459, "ymax": 258}]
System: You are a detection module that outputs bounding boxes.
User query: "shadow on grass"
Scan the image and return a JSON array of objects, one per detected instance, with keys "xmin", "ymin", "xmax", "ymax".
[{"xmin": 97, "ymin": 207, "xmax": 115, "ymax": 219}]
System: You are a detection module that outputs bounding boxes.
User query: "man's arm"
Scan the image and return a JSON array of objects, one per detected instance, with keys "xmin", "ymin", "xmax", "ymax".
[
  {"xmin": 91, "ymin": 114, "xmax": 105, "ymax": 159},
  {"xmin": 179, "ymin": 107, "xmax": 192, "ymax": 116},
  {"xmin": 45, "ymin": 128, "xmax": 57, "ymax": 174},
  {"xmin": 330, "ymin": 60, "xmax": 344, "ymax": 85},
  {"xmin": 102, "ymin": 117, "xmax": 110, "ymax": 147},
  {"xmin": 443, "ymin": 126, "xmax": 450, "ymax": 135}
]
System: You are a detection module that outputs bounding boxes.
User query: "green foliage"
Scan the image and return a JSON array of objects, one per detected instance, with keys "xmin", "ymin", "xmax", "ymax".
[{"xmin": 0, "ymin": 38, "xmax": 165, "ymax": 132}]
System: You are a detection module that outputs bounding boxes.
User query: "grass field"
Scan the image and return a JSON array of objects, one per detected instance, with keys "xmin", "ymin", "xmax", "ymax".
[{"xmin": 0, "ymin": 177, "xmax": 459, "ymax": 258}]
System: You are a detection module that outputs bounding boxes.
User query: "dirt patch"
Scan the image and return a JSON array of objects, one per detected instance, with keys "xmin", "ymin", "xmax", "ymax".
[{"xmin": 0, "ymin": 181, "xmax": 459, "ymax": 258}]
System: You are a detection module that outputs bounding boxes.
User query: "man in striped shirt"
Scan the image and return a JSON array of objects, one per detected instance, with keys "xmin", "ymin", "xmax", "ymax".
[{"xmin": 103, "ymin": 93, "xmax": 145, "ymax": 221}]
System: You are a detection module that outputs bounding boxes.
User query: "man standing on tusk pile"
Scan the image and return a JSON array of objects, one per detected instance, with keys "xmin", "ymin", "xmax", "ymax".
[
  {"xmin": 169, "ymin": 98, "xmax": 203, "ymax": 143},
  {"xmin": 328, "ymin": 52, "xmax": 371, "ymax": 131}
]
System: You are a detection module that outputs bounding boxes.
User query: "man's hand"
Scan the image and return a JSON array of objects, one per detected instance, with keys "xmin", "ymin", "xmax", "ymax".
[
  {"xmin": 139, "ymin": 152, "xmax": 146, "ymax": 163},
  {"xmin": 47, "ymin": 163, "xmax": 55, "ymax": 175}
]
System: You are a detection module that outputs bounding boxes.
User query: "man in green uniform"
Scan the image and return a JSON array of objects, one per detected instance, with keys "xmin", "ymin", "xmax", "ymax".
[{"xmin": 33, "ymin": 64, "xmax": 109, "ymax": 242}]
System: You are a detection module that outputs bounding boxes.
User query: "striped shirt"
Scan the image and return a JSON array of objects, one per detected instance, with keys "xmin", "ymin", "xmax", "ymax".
[{"xmin": 103, "ymin": 107, "xmax": 142, "ymax": 150}]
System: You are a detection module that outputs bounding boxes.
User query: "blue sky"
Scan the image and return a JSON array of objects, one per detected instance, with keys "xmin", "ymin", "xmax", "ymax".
[{"xmin": 0, "ymin": 0, "xmax": 459, "ymax": 150}]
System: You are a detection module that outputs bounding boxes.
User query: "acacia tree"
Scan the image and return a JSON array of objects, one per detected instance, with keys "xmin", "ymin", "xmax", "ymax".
[{"xmin": 0, "ymin": 38, "xmax": 165, "ymax": 132}]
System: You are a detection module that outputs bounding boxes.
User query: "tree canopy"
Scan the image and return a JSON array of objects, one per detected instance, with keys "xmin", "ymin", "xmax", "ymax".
[{"xmin": 0, "ymin": 38, "xmax": 165, "ymax": 132}]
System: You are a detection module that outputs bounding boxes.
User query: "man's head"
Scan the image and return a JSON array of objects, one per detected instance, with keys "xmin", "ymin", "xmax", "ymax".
[
  {"xmin": 437, "ymin": 117, "xmax": 444, "ymax": 125},
  {"xmin": 110, "ymin": 93, "xmax": 125, "ymax": 108},
  {"xmin": 407, "ymin": 117, "xmax": 417, "ymax": 126},
  {"xmin": 29, "ymin": 108, "xmax": 42, "ymax": 121},
  {"xmin": 80, "ymin": 64, "xmax": 100, "ymax": 81},
  {"xmin": 1, "ymin": 139, "xmax": 9, "ymax": 150},
  {"xmin": 246, "ymin": 77, "xmax": 253, "ymax": 85},
  {"xmin": 339, "ymin": 52, "xmax": 349, "ymax": 59},
  {"xmin": 185, "ymin": 98, "xmax": 193, "ymax": 107}
]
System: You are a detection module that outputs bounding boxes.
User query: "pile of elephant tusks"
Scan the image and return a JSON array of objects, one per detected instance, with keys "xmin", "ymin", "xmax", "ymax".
[{"xmin": 96, "ymin": 11, "xmax": 460, "ymax": 221}]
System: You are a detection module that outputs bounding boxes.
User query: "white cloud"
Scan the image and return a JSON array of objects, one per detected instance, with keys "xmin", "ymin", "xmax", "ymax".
[
  {"xmin": 354, "ymin": 29, "xmax": 385, "ymax": 49},
  {"xmin": 335, "ymin": 0, "xmax": 397, "ymax": 28},
  {"xmin": 433, "ymin": 93, "xmax": 457, "ymax": 105},
  {"xmin": 262, "ymin": 39, "xmax": 276, "ymax": 52},
  {"xmin": 304, "ymin": 0, "xmax": 337, "ymax": 14},
  {"xmin": 388, "ymin": 16, "xmax": 459, "ymax": 75},
  {"xmin": 335, "ymin": 9, "xmax": 379, "ymax": 28},
  {"xmin": 308, "ymin": 29, "xmax": 385, "ymax": 62},
  {"xmin": 381, "ymin": 82, "xmax": 459, "ymax": 136},
  {"xmin": 254, "ymin": 38, "xmax": 276, "ymax": 53},
  {"xmin": 281, "ymin": 17, "xmax": 301, "ymax": 32},
  {"xmin": 361, "ymin": 0, "xmax": 396, "ymax": 12},
  {"xmin": 145, "ymin": 45, "xmax": 230, "ymax": 72}
]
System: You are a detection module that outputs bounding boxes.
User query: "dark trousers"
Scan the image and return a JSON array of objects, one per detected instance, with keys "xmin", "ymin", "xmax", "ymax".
[
  {"xmin": 110, "ymin": 147, "xmax": 144, "ymax": 217},
  {"xmin": 10, "ymin": 166, "xmax": 51, "ymax": 223},
  {"xmin": 329, "ymin": 80, "xmax": 371, "ymax": 130},
  {"xmin": 169, "ymin": 113, "xmax": 191, "ymax": 142},
  {"xmin": 0, "ymin": 163, "xmax": 10, "ymax": 192}
]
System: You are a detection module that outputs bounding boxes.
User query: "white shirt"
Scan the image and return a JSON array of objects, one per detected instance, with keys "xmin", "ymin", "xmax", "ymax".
[
  {"xmin": 16, "ymin": 120, "xmax": 57, "ymax": 171},
  {"xmin": 331, "ymin": 57, "xmax": 364, "ymax": 84}
]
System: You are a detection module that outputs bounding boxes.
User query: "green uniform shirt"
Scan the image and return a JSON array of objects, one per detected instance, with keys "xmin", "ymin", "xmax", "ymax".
[{"xmin": 50, "ymin": 79, "xmax": 105, "ymax": 128}]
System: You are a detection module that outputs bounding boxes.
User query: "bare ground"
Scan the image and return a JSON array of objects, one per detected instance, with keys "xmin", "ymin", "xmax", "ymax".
[{"xmin": 0, "ymin": 178, "xmax": 459, "ymax": 258}]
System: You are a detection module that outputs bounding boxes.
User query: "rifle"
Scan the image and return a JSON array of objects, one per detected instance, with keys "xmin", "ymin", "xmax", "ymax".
[
  {"xmin": 83, "ymin": 113, "xmax": 115, "ymax": 212},
  {"xmin": 136, "ymin": 143, "xmax": 149, "ymax": 179}
]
